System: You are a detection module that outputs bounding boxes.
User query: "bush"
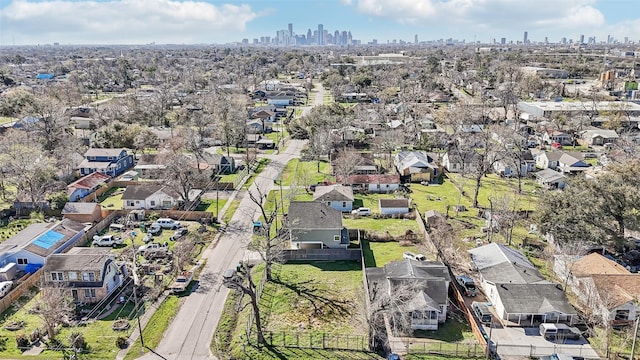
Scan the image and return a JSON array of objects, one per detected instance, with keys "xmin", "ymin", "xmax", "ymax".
[
  {"xmin": 69, "ymin": 331, "xmax": 88, "ymax": 351},
  {"xmin": 15, "ymin": 334, "xmax": 29, "ymax": 349},
  {"xmin": 116, "ymin": 336, "xmax": 128, "ymax": 349}
]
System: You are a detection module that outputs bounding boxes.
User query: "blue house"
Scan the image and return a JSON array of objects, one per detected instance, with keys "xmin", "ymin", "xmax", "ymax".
[
  {"xmin": 79, "ymin": 148, "xmax": 134, "ymax": 177},
  {"xmin": 0, "ymin": 219, "xmax": 87, "ymax": 271}
]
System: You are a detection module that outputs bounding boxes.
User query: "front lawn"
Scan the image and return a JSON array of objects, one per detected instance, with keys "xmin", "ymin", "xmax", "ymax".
[{"xmin": 281, "ymin": 160, "xmax": 333, "ymax": 188}]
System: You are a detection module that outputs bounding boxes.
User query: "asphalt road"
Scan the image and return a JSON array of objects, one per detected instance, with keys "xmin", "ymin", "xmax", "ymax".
[{"xmin": 135, "ymin": 83, "xmax": 322, "ymax": 360}]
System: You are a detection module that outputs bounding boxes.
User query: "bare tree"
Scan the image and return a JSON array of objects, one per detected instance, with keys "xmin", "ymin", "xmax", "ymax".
[
  {"xmin": 223, "ymin": 261, "xmax": 265, "ymax": 344},
  {"xmin": 332, "ymin": 148, "xmax": 365, "ymax": 179},
  {"xmin": 31, "ymin": 284, "xmax": 75, "ymax": 340},
  {"xmin": 172, "ymin": 235, "xmax": 198, "ymax": 276},
  {"xmin": 247, "ymin": 187, "xmax": 286, "ymax": 282}
]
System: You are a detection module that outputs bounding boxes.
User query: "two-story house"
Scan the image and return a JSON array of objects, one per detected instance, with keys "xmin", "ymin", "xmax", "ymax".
[
  {"xmin": 286, "ymin": 202, "xmax": 348, "ymax": 250},
  {"xmin": 43, "ymin": 247, "xmax": 126, "ymax": 304},
  {"xmin": 78, "ymin": 148, "xmax": 134, "ymax": 177}
]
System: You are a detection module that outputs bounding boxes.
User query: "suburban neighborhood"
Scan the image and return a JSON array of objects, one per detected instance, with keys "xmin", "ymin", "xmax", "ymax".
[{"xmin": 0, "ymin": 27, "xmax": 640, "ymax": 360}]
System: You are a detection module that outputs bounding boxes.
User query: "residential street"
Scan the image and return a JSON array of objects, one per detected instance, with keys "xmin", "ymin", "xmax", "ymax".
[{"xmin": 132, "ymin": 83, "xmax": 322, "ymax": 360}]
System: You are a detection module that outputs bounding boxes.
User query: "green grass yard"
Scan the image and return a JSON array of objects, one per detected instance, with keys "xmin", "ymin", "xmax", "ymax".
[{"xmin": 362, "ymin": 239, "xmax": 423, "ymax": 267}]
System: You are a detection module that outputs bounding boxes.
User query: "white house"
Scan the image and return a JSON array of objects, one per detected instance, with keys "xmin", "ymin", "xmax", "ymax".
[
  {"xmin": 121, "ymin": 184, "xmax": 202, "ymax": 210},
  {"xmin": 379, "ymin": 198, "xmax": 411, "ymax": 215}
]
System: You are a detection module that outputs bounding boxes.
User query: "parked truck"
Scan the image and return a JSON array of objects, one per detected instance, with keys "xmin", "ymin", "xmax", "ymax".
[{"xmin": 170, "ymin": 269, "xmax": 195, "ymax": 293}]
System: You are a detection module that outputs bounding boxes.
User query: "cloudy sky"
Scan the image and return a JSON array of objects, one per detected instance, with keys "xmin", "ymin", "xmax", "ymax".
[{"xmin": 0, "ymin": 0, "xmax": 638, "ymax": 45}]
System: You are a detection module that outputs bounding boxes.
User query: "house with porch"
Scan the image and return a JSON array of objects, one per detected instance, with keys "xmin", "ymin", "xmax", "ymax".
[
  {"xmin": 554, "ymin": 253, "xmax": 640, "ymax": 326},
  {"xmin": 286, "ymin": 202, "xmax": 348, "ymax": 249},
  {"xmin": 469, "ymin": 243, "xmax": 578, "ymax": 326},
  {"xmin": 579, "ymin": 128, "xmax": 619, "ymax": 147},
  {"xmin": 43, "ymin": 247, "xmax": 126, "ymax": 304},
  {"xmin": 366, "ymin": 259, "xmax": 451, "ymax": 331},
  {"xmin": 78, "ymin": 148, "xmax": 134, "ymax": 177},
  {"xmin": 122, "ymin": 184, "xmax": 201, "ymax": 210}
]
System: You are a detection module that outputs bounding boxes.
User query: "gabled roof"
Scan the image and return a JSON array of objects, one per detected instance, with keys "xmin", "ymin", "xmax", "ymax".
[
  {"xmin": 571, "ymin": 253, "xmax": 631, "ymax": 277},
  {"xmin": 583, "ymin": 128, "xmax": 619, "ymax": 139},
  {"xmin": 313, "ymin": 185, "xmax": 354, "ymax": 202},
  {"xmin": 379, "ymin": 198, "xmax": 410, "ymax": 208},
  {"xmin": 45, "ymin": 247, "xmax": 112, "ymax": 273},
  {"xmin": 121, "ymin": 184, "xmax": 179, "ymax": 201},
  {"xmin": 590, "ymin": 274, "xmax": 640, "ymax": 308},
  {"xmin": 384, "ymin": 260, "xmax": 450, "ymax": 305},
  {"xmin": 337, "ymin": 174, "xmax": 400, "ymax": 185},
  {"xmin": 67, "ymin": 172, "xmax": 111, "ymax": 191},
  {"xmin": 535, "ymin": 168, "xmax": 565, "ymax": 183},
  {"xmin": 61, "ymin": 202, "xmax": 101, "ymax": 215},
  {"xmin": 469, "ymin": 243, "xmax": 536, "ymax": 272},
  {"xmin": 84, "ymin": 148, "xmax": 127, "ymax": 158},
  {"xmin": 496, "ymin": 283, "xmax": 577, "ymax": 316},
  {"xmin": 287, "ymin": 202, "xmax": 343, "ymax": 230},
  {"xmin": 395, "ymin": 151, "xmax": 434, "ymax": 171}
]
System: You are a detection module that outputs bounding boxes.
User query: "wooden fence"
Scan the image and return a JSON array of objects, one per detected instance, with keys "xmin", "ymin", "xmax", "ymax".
[
  {"xmin": 263, "ymin": 331, "xmax": 369, "ymax": 352},
  {"xmin": 0, "ymin": 269, "xmax": 43, "ymax": 315},
  {"xmin": 388, "ymin": 339, "xmax": 484, "ymax": 358},
  {"xmin": 282, "ymin": 248, "xmax": 362, "ymax": 262}
]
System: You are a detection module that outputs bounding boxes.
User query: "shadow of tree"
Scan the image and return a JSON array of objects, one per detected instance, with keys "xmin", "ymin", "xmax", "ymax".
[{"xmin": 272, "ymin": 276, "xmax": 352, "ymax": 319}]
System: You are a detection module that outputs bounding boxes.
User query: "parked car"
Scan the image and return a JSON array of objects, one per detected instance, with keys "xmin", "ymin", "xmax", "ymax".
[
  {"xmin": 147, "ymin": 224, "xmax": 162, "ymax": 236},
  {"xmin": 142, "ymin": 233, "xmax": 153, "ymax": 243},
  {"xmin": 138, "ymin": 242, "xmax": 168, "ymax": 253},
  {"xmin": 153, "ymin": 218, "xmax": 181, "ymax": 229},
  {"xmin": 0, "ymin": 281, "xmax": 13, "ymax": 298},
  {"xmin": 472, "ymin": 301, "xmax": 493, "ymax": 325},
  {"xmin": 171, "ymin": 227, "xmax": 188, "ymax": 240},
  {"xmin": 92, "ymin": 234, "xmax": 123, "ymax": 247},
  {"xmin": 403, "ymin": 252, "xmax": 426, "ymax": 261},
  {"xmin": 351, "ymin": 207, "xmax": 372, "ymax": 216},
  {"xmin": 539, "ymin": 323, "xmax": 582, "ymax": 341},
  {"xmin": 456, "ymin": 275, "xmax": 478, "ymax": 297}
]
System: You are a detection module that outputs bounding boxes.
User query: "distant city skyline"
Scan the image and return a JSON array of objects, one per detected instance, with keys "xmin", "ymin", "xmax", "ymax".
[{"xmin": 0, "ymin": 0, "xmax": 638, "ymax": 46}]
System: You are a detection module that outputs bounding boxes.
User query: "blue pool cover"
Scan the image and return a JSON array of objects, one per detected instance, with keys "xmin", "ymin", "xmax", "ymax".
[{"xmin": 32, "ymin": 230, "xmax": 64, "ymax": 249}]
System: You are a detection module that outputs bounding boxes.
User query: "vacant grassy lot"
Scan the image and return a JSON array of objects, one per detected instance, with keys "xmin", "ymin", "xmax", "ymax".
[
  {"xmin": 343, "ymin": 217, "xmax": 420, "ymax": 238},
  {"xmin": 362, "ymin": 239, "xmax": 424, "ymax": 267},
  {"xmin": 280, "ymin": 159, "xmax": 334, "ymax": 188}
]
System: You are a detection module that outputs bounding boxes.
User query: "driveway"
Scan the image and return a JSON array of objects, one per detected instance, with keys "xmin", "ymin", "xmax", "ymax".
[{"xmin": 132, "ymin": 84, "xmax": 325, "ymax": 360}]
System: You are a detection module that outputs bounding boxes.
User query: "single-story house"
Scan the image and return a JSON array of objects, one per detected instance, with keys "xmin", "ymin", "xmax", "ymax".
[
  {"xmin": 0, "ymin": 219, "xmax": 87, "ymax": 272},
  {"xmin": 554, "ymin": 253, "xmax": 640, "ymax": 325},
  {"xmin": 542, "ymin": 130, "xmax": 573, "ymax": 146},
  {"xmin": 122, "ymin": 184, "xmax": 201, "ymax": 210},
  {"xmin": 366, "ymin": 259, "xmax": 451, "ymax": 331},
  {"xmin": 469, "ymin": 243, "xmax": 578, "ymax": 326},
  {"xmin": 246, "ymin": 119, "xmax": 273, "ymax": 134},
  {"xmin": 379, "ymin": 198, "xmax": 411, "ymax": 215},
  {"xmin": 579, "ymin": 128, "xmax": 619, "ymax": 147},
  {"xmin": 133, "ymin": 164, "xmax": 166, "ymax": 179},
  {"xmin": 534, "ymin": 168, "xmax": 566, "ymax": 189},
  {"xmin": 441, "ymin": 151, "xmax": 480, "ymax": 174},
  {"xmin": 201, "ymin": 149, "xmax": 236, "ymax": 175},
  {"xmin": 286, "ymin": 201, "xmax": 348, "ymax": 249},
  {"xmin": 313, "ymin": 185, "xmax": 354, "ymax": 213},
  {"xmin": 337, "ymin": 174, "xmax": 400, "ymax": 193},
  {"xmin": 61, "ymin": 202, "xmax": 103, "ymax": 223},
  {"xmin": 536, "ymin": 151, "xmax": 589, "ymax": 174},
  {"xmin": 67, "ymin": 172, "xmax": 111, "ymax": 202},
  {"xmin": 395, "ymin": 151, "xmax": 440, "ymax": 183},
  {"xmin": 43, "ymin": 247, "xmax": 126, "ymax": 304},
  {"xmin": 493, "ymin": 151, "xmax": 536, "ymax": 177}
]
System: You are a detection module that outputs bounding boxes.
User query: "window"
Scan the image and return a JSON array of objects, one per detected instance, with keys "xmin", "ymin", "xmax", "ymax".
[
  {"xmin": 17, "ymin": 258, "xmax": 28, "ymax": 265},
  {"xmin": 334, "ymin": 235, "xmax": 340, "ymax": 242},
  {"xmin": 84, "ymin": 289, "xmax": 96, "ymax": 298},
  {"xmin": 51, "ymin": 272, "xmax": 64, "ymax": 281},
  {"xmin": 150, "ymin": 200, "xmax": 156, "ymax": 206},
  {"xmin": 342, "ymin": 201, "xmax": 347, "ymax": 207},
  {"xmin": 127, "ymin": 201, "xmax": 135, "ymax": 206},
  {"xmin": 162, "ymin": 201, "xmax": 172, "ymax": 208},
  {"xmin": 83, "ymin": 272, "xmax": 96, "ymax": 282},
  {"xmin": 615, "ymin": 309, "xmax": 630, "ymax": 321},
  {"xmin": 68, "ymin": 272, "xmax": 77, "ymax": 281}
]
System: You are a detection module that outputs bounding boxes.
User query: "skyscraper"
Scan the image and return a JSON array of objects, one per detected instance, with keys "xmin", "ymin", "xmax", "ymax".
[
  {"xmin": 288, "ymin": 23, "xmax": 293, "ymax": 37},
  {"xmin": 318, "ymin": 24, "xmax": 324, "ymax": 45},
  {"xmin": 307, "ymin": 29, "xmax": 312, "ymax": 44},
  {"xmin": 500, "ymin": 37, "xmax": 506, "ymax": 45},
  {"xmin": 523, "ymin": 31, "xmax": 528, "ymax": 44}
]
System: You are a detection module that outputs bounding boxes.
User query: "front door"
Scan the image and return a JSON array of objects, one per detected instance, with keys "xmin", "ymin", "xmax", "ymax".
[{"xmin": 71, "ymin": 289, "xmax": 78, "ymax": 302}]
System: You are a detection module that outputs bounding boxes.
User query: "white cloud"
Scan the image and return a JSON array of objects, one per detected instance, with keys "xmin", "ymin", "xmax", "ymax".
[
  {"xmin": 0, "ymin": 0, "xmax": 259, "ymax": 45},
  {"xmin": 349, "ymin": 0, "xmax": 610, "ymax": 37}
]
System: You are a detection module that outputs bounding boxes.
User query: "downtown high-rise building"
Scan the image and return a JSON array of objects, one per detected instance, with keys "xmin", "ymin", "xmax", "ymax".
[
  {"xmin": 318, "ymin": 24, "xmax": 324, "ymax": 45},
  {"xmin": 523, "ymin": 31, "xmax": 528, "ymax": 44}
]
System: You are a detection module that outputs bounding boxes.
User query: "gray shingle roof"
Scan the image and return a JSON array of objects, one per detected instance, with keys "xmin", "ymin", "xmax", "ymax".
[
  {"xmin": 287, "ymin": 201, "xmax": 343, "ymax": 229},
  {"xmin": 313, "ymin": 185, "xmax": 354, "ymax": 202},
  {"xmin": 496, "ymin": 283, "xmax": 577, "ymax": 315},
  {"xmin": 121, "ymin": 185, "xmax": 179, "ymax": 201},
  {"xmin": 62, "ymin": 202, "xmax": 100, "ymax": 215},
  {"xmin": 45, "ymin": 247, "xmax": 112, "ymax": 273}
]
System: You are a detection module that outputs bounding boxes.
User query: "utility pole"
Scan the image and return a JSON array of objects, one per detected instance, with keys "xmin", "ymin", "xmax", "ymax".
[{"xmin": 631, "ymin": 315, "xmax": 640, "ymax": 360}]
